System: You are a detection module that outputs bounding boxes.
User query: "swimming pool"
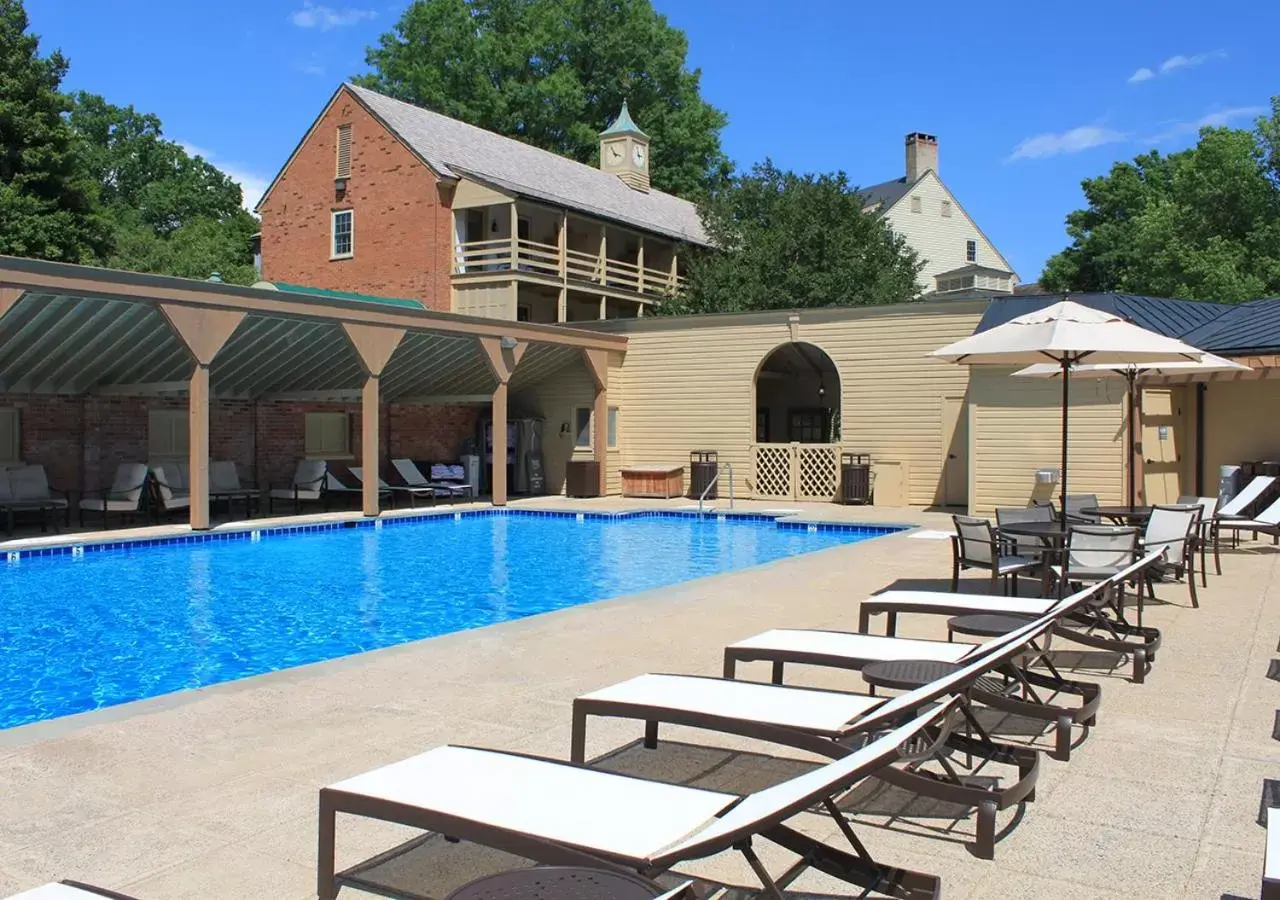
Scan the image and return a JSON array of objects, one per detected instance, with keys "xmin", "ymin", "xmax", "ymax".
[{"xmin": 0, "ymin": 510, "xmax": 903, "ymax": 729}]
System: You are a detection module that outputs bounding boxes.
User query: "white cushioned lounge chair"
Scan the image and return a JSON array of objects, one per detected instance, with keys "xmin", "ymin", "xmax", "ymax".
[
  {"xmin": 267, "ymin": 459, "xmax": 328, "ymax": 514},
  {"xmin": 319, "ymin": 702, "xmax": 957, "ymax": 900}
]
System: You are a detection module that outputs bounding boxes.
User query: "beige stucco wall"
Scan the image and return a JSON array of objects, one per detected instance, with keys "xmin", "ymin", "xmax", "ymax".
[
  {"xmin": 968, "ymin": 367, "xmax": 1128, "ymax": 516},
  {"xmin": 608, "ymin": 302, "xmax": 986, "ymax": 506},
  {"xmin": 1202, "ymin": 378, "xmax": 1280, "ymax": 482}
]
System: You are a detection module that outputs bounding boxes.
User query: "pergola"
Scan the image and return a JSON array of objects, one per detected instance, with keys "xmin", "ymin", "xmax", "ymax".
[{"xmin": 0, "ymin": 257, "xmax": 626, "ymax": 528}]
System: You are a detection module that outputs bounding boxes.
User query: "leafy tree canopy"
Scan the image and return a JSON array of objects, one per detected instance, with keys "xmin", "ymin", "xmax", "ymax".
[
  {"xmin": 661, "ymin": 161, "xmax": 923, "ymax": 315},
  {"xmin": 1041, "ymin": 99, "xmax": 1280, "ymax": 302},
  {"xmin": 0, "ymin": 0, "xmax": 110, "ymax": 262},
  {"xmin": 356, "ymin": 0, "xmax": 730, "ymax": 197}
]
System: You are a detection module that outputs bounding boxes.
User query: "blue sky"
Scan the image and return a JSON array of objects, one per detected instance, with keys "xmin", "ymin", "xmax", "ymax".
[{"xmin": 26, "ymin": 0, "xmax": 1279, "ymax": 281}]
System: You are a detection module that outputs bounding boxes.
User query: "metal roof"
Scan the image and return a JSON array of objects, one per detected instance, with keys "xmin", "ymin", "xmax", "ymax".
[
  {"xmin": 975, "ymin": 293, "xmax": 1232, "ymax": 341},
  {"xmin": 266, "ymin": 281, "xmax": 425, "ymax": 310},
  {"xmin": 599, "ymin": 101, "xmax": 647, "ymax": 138},
  {"xmin": 345, "ymin": 85, "xmax": 708, "ymax": 245},
  {"xmin": 1180, "ymin": 298, "xmax": 1280, "ymax": 355}
]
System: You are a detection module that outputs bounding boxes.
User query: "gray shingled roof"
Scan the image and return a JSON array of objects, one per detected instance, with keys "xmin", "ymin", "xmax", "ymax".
[
  {"xmin": 859, "ymin": 176, "xmax": 914, "ymax": 212},
  {"xmin": 347, "ymin": 84, "xmax": 709, "ymax": 246}
]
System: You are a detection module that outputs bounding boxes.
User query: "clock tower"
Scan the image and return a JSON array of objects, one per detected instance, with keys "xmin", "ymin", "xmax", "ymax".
[{"xmin": 598, "ymin": 101, "xmax": 650, "ymax": 192}]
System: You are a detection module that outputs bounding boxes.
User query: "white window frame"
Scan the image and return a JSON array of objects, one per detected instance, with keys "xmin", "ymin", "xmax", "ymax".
[
  {"xmin": 148, "ymin": 409, "xmax": 190, "ymax": 461},
  {"xmin": 331, "ymin": 209, "xmax": 354, "ymax": 259},
  {"xmin": 572, "ymin": 406, "xmax": 592, "ymax": 449},
  {"xmin": 607, "ymin": 406, "xmax": 620, "ymax": 449},
  {"xmin": 0, "ymin": 408, "xmax": 20, "ymax": 464},
  {"xmin": 965, "ymin": 239, "xmax": 977, "ymax": 263},
  {"xmin": 305, "ymin": 411, "xmax": 352, "ymax": 459}
]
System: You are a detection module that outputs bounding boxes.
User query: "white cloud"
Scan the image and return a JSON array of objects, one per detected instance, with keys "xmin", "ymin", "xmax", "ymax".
[
  {"xmin": 179, "ymin": 142, "xmax": 271, "ymax": 212},
  {"xmin": 1008, "ymin": 125, "xmax": 1128, "ymax": 161},
  {"xmin": 1129, "ymin": 50, "xmax": 1226, "ymax": 84},
  {"xmin": 297, "ymin": 62, "xmax": 326, "ymax": 76},
  {"xmin": 290, "ymin": 1, "xmax": 376, "ymax": 30},
  {"xmin": 1142, "ymin": 105, "xmax": 1267, "ymax": 143}
]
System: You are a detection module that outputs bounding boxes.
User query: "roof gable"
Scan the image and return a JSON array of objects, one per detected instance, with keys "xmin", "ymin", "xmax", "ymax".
[
  {"xmin": 859, "ymin": 176, "xmax": 914, "ymax": 212},
  {"xmin": 344, "ymin": 85, "xmax": 708, "ymax": 245}
]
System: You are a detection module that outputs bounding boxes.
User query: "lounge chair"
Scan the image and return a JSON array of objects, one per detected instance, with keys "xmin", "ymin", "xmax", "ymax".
[
  {"xmin": 1218, "ymin": 494, "xmax": 1280, "ymax": 550},
  {"xmin": 209, "ymin": 460, "xmax": 259, "ymax": 518},
  {"xmin": 716, "ymin": 571, "xmax": 1148, "ymax": 764},
  {"xmin": 149, "ymin": 465, "xmax": 190, "ymax": 521},
  {"xmin": 349, "ymin": 466, "xmax": 429, "ymax": 509},
  {"xmin": 267, "ymin": 459, "xmax": 328, "ymax": 515},
  {"xmin": 324, "ymin": 466, "xmax": 392, "ymax": 509},
  {"xmin": 571, "ymin": 611, "xmax": 1069, "ymax": 860},
  {"xmin": 320, "ymin": 701, "xmax": 958, "ymax": 900},
  {"xmin": 5, "ymin": 882, "xmax": 139, "ymax": 899},
  {"xmin": 1219, "ymin": 474, "xmax": 1278, "ymax": 520},
  {"xmin": 857, "ymin": 552, "xmax": 1164, "ymax": 682},
  {"xmin": 951, "ymin": 514, "xmax": 1038, "ymax": 594},
  {"xmin": 0, "ymin": 464, "xmax": 71, "ymax": 533},
  {"xmin": 78, "ymin": 463, "xmax": 149, "ymax": 529},
  {"xmin": 1264, "ymin": 806, "xmax": 1280, "ymax": 900},
  {"xmin": 391, "ymin": 458, "xmax": 471, "ymax": 502}
]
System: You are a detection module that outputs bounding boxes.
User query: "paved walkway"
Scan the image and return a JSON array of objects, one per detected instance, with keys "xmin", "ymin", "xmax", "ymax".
[{"xmin": 0, "ymin": 500, "xmax": 1275, "ymax": 899}]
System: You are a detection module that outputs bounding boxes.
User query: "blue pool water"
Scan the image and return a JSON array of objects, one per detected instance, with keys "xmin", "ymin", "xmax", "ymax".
[{"xmin": 0, "ymin": 511, "xmax": 901, "ymax": 729}]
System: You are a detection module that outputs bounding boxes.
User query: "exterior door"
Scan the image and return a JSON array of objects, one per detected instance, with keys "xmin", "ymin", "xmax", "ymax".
[
  {"xmin": 941, "ymin": 396, "xmax": 968, "ymax": 507},
  {"xmin": 1141, "ymin": 387, "xmax": 1186, "ymax": 505}
]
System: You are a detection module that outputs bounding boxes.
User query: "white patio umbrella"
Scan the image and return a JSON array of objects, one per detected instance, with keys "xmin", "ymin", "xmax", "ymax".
[
  {"xmin": 930, "ymin": 300, "xmax": 1207, "ymax": 526},
  {"xmin": 1013, "ymin": 353, "xmax": 1251, "ymax": 508}
]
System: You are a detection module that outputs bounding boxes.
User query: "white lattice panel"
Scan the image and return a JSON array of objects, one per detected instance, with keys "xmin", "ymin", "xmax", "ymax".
[
  {"xmin": 798, "ymin": 445, "xmax": 840, "ymax": 501},
  {"xmin": 754, "ymin": 444, "xmax": 793, "ymax": 499}
]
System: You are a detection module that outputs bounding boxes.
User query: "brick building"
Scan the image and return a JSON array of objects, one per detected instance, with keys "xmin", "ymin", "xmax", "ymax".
[{"xmin": 256, "ymin": 84, "xmax": 710, "ymax": 323}]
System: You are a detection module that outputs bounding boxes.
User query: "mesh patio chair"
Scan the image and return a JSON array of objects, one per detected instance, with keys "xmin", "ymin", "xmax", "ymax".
[
  {"xmin": 951, "ymin": 514, "xmax": 1038, "ymax": 595},
  {"xmin": 995, "ymin": 504, "xmax": 1053, "ymax": 557},
  {"xmin": 1177, "ymin": 494, "xmax": 1219, "ymax": 583},
  {"xmin": 1143, "ymin": 504, "xmax": 1202, "ymax": 610},
  {"xmin": 1052, "ymin": 524, "xmax": 1143, "ymax": 623},
  {"xmin": 1065, "ymin": 493, "xmax": 1101, "ymax": 523}
]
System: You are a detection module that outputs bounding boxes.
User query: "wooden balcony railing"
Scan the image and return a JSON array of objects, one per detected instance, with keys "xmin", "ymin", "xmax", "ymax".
[{"xmin": 454, "ymin": 239, "xmax": 683, "ymax": 299}]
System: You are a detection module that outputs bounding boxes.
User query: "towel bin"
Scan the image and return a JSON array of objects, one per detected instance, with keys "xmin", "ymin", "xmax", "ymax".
[
  {"xmin": 689, "ymin": 450, "xmax": 718, "ymax": 500},
  {"xmin": 566, "ymin": 460, "xmax": 600, "ymax": 498}
]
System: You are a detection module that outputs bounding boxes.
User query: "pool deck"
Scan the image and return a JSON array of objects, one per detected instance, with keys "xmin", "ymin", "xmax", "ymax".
[{"xmin": 0, "ymin": 498, "xmax": 1277, "ymax": 898}]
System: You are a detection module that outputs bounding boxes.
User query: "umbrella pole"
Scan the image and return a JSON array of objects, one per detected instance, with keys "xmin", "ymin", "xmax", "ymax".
[
  {"xmin": 1060, "ymin": 358, "xmax": 1070, "ymax": 530},
  {"xmin": 1127, "ymin": 371, "xmax": 1137, "ymax": 509}
]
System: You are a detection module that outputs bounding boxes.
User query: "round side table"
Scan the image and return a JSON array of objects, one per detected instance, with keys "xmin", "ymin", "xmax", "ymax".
[
  {"xmin": 444, "ymin": 867, "xmax": 678, "ymax": 900},
  {"xmin": 861, "ymin": 658, "xmax": 964, "ymax": 695}
]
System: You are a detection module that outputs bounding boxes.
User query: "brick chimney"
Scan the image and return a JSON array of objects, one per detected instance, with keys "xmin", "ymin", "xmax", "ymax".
[{"xmin": 906, "ymin": 132, "xmax": 938, "ymax": 182}]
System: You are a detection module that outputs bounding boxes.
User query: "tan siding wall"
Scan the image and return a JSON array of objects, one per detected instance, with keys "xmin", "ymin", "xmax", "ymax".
[
  {"xmin": 882, "ymin": 172, "xmax": 1013, "ymax": 290},
  {"xmin": 453, "ymin": 282, "xmax": 515, "ymax": 319},
  {"xmin": 616, "ymin": 304, "xmax": 985, "ymax": 506},
  {"xmin": 452, "ymin": 178, "xmax": 512, "ymax": 209},
  {"xmin": 969, "ymin": 368, "xmax": 1126, "ymax": 516},
  {"xmin": 1202, "ymin": 379, "xmax": 1280, "ymax": 482},
  {"xmin": 512, "ymin": 352, "xmax": 623, "ymax": 495}
]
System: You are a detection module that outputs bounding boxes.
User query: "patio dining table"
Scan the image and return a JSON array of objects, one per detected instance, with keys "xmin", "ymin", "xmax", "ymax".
[
  {"xmin": 1082, "ymin": 505, "xmax": 1153, "ymax": 525},
  {"xmin": 999, "ymin": 520, "xmax": 1071, "ymax": 596}
]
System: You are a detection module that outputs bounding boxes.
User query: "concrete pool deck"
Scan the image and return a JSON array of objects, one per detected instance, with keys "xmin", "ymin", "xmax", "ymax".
[{"xmin": 0, "ymin": 498, "xmax": 1276, "ymax": 898}]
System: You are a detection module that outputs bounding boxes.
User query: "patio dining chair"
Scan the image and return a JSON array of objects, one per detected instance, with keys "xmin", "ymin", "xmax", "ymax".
[
  {"xmin": 995, "ymin": 504, "xmax": 1052, "ymax": 556},
  {"xmin": 1052, "ymin": 525, "xmax": 1143, "ymax": 622},
  {"xmin": 1176, "ymin": 494, "xmax": 1218, "ymax": 583},
  {"xmin": 951, "ymin": 514, "xmax": 1039, "ymax": 595},
  {"xmin": 1142, "ymin": 504, "xmax": 1202, "ymax": 609},
  {"xmin": 1064, "ymin": 493, "xmax": 1101, "ymax": 523}
]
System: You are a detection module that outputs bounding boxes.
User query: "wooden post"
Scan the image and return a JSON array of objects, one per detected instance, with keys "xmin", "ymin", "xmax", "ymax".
[
  {"xmin": 598, "ymin": 228, "xmax": 607, "ymax": 283},
  {"xmin": 669, "ymin": 252, "xmax": 679, "ymax": 292},
  {"xmin": 478, "ymin": 336, "xmax": 528, "ymax": 506},
  {"xmin": 582, "ymin": 349, "xmax": 609, "ymax": 496},
  {"xmin": 599, "ymin": 295, "xmax": 607, "ymax": 320},
  {"xmin": 189, "ymin": 363, "xmax": 211, "ymax": 529},
  {"xmin": 557, "ymin": 286, "xmax": 567, "ymax": 323},
  {"xmin": 637, "ymin": 238, "xmax": 645, "ymax": 295},
  {"xmin": 558, "ymin": 211, "xmax": 568, "ymax": 282},
  {"xmin": 509, "ymin": 201, "xmax": 519, "ymax": 270},
  {"xmin": 342, "ymin": 323, "xmax": 406, "ymax": 517},
  {"xmin": 159, "ymin": 304, "xmax": 246, "ymax": 531}
]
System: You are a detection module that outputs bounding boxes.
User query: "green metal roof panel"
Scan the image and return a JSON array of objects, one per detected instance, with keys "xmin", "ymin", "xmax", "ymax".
[
  {"xmin": 268, "ymin": 282, "xmax": 425, "ymax": 310},
  {"xmin": 599, "ymin": 100, "xmax": 648, "ymax": 138}
]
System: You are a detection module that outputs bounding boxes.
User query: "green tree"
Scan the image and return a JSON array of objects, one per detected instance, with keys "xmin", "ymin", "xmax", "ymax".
[
  {"xmin": 357, "ymin": 0, "xmax": 730, "ymax": 197},
  {"xmin": 66, "ymin": 92, "xmax": 259, "ymax": 284},
  {"xmin": 661, "ymin": 161, "xmax": 923, "ymax": 315},
  {"xmin": 0, "ymin": 0, "xmax": 110, "ymax": 262},
  {"xmin": 1042, "ymin": 100, "xmax": 1280, "ymax": 302}
]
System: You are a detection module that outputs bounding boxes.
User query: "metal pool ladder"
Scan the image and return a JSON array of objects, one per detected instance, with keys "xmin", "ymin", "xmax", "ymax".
[{"xmin": 698, "ymin": 462, "xmax": 735, "ymax": 514}]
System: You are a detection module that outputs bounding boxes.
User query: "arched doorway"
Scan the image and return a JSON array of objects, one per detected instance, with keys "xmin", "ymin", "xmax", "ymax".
[{"xmin": 752, "ymin": 342, "xmax": 843, "ymax": 501}]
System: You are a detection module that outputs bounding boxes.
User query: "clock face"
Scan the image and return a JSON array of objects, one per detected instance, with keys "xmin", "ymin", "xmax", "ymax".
[
  {"xmin": 632, "ymin": 144, "xmax": 645, "ymax": 165},
  {"xmin": 607, "ymin": 143, "xmax": 623, "ymax": 163}
]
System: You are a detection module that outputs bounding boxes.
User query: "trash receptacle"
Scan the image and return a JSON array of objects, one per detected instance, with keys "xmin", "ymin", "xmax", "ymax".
[
  {"xmin": 689, "ymin": 450, "xmax": 718, "ymax": 500},
  {"xmin": 841, "ymin": 452, "xmax": 872, "ymax": 504},
  {"xmin": 1219, "ymin": 464, "xmax": 1242, "ymax": 508}
]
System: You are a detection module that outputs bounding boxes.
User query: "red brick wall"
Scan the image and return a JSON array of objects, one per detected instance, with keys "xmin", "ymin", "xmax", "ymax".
[
  {"xmin": 258, "ymin": 87, "xmax": 455, "ymax": 311},
  {"xmin": 0, "ymin": 394, "xmax": 476, "ymax": 495}
]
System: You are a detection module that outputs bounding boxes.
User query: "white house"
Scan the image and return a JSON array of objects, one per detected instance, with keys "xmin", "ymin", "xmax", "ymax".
[{"xmin": 860, "ymin": 133, "xmax": 1017, "ymax": 297}]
